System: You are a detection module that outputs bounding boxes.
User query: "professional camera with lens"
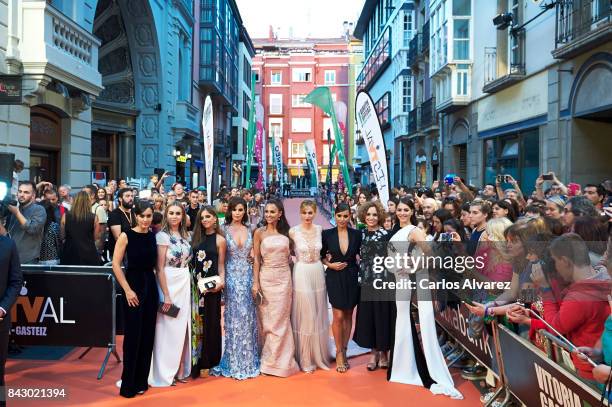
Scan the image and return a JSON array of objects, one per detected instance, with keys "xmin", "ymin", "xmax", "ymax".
[{"xmin": 0, "ymin": 153, "xmax": 18, "ymax": 219}]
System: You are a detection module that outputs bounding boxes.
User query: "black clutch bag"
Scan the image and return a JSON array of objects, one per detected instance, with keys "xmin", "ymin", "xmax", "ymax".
[{"xmin": 158, "ymin": 302, "xmax": 180, "ymax": 318}]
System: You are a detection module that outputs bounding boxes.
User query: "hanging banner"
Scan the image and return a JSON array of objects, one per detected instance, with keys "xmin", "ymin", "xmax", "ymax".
[
  {"xmin": 304, "ymin": 139, "xmax": 319, "ymax": 189},
  {"xmin": 261, "ymin": 130, "xmax": 267, "ymax": 189},
  {"xmin": 355, "ymin": 90, "xmax": 389, "ymax": 208},
  {"xmin": 304, "ymin": 87, "xmax": 352, "ymax": 193},
  {"xmin": 273, "ymin": 136, "xmax": 283, "ymax": 184},
  {"xmin": 244, "ymin": 73, "xmax": 257, "ymax": 187},
  {"xmin": 255, "ymin": 104, "xmax": 264, "ymax": 191},
  {"xmin": 202, "ymin": 95, "xmax": 214, "ymax": 204}
]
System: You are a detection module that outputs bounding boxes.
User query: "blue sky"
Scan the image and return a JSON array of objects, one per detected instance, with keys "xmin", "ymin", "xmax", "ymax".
[{"xmin": 235, "ymin": 0, "xmax": 365, "ymax": 39}]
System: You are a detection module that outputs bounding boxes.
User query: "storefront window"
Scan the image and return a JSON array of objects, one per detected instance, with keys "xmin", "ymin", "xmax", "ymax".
[{"xmin": 482, "ymin": 128, "xmax": 540, "ymax": 194}]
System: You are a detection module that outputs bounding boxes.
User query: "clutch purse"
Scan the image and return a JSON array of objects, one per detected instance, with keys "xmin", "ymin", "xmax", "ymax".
[
  {"xmin": 158, "ymin": 302, "xmax": 180, "ymax": 318},
  {"xmin": 197, "ymin": 275, "xmax": 221, "ymax": 294}
]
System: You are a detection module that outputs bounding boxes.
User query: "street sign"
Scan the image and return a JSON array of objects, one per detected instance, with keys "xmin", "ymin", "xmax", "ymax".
[{"xmin": 0, "ymin": 75, "xmax": 22, "ymax": 104}]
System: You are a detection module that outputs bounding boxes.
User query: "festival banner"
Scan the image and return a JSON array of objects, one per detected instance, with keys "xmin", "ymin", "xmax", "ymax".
[
  {"xmin": 304, "ymin": 139, "xmax": 319, "ymax": 189},
  {"xmin": 355, "ymin": 91, "xmax": 390, "ymax": 208},
  {"xmin": 273, "ymin": 136, "xmax": 283, "ymax": 183},
  {"xmin": 304, "ymin": 87, "xmax": 352, "ymax": 193},
  {"xmin": 244, "ymin": 73, "xmax": 257, "ymax": 187},
  {"xmin": 262, "ymin": 130, "xmax": 267, "ymax": 189},
  {"xmin": 12, "ymin": 268, "xmax": 115, "ymax": 347},
  {"xmin": 255, "ymin": 104, "xmax": 264, "ymax": 190},
  {"xmin": 202, "ymin": 95, "xmax": 214, "ymax": 204},
  {"xmin": 497, "ymin": 324, "xmax": 601, "ymax": 407}
]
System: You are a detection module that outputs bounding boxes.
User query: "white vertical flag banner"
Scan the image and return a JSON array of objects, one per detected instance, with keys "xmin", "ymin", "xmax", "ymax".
[
  {"xmin": 304, "ymin": 139, "xmax": 319, "ymax": 185},
  {"xmin": 273, "ymin": 136, "xmax": 283, "ymax": 183},
  {"xmin": 355, "ymin": 91, "xmax": 389, "ymax": 208},
  {"xmin": 262, "ymin": 130, "xmax": 267, "ymax": 189},
  {"xmin": 203, "ymin": 95, "xmax": 214, "ymax": 205}
]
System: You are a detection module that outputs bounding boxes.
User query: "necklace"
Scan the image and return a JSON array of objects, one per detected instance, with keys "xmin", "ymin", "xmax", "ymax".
[{"xmin": 121, "ymin": 208, "xmax": 133, "ymax": 226}]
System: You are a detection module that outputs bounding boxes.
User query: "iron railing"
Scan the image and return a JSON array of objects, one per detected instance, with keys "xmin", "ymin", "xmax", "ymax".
[
  {"xmin": 408, "ymin": 107, "xmax": 419, "ymax": 134},
  {"xmin": 420, "ymin": 97, "xmax": 437, "ymax": 129},
  {"xmin": 556, "ymin": 0, "xmax": 611, "ymax": 46}
]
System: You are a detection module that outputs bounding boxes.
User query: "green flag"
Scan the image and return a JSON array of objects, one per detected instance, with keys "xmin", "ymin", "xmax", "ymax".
[
  {"xmin": 304, "ymin": 87, "xmax": 352, "ymax": 193},
  {"xmin": 244, "ymin": 73, "xmax": 257, "ymax": 187}
]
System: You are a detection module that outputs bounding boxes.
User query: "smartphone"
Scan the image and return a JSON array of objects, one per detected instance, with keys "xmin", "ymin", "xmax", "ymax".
[
  {"xmin": 439, "ymin": 232, "xmax": 453, "ymax": 242},
  {"xmin": 503, "ymin": 175, "xmax": 511, "ymax": 183},
  {"xmin": 542, "ymin": 173, "xmax": 553, "ymax": 181},
  {"xmin": 496, "ymin": 175, "xmax": 504, "ymax": 183}
]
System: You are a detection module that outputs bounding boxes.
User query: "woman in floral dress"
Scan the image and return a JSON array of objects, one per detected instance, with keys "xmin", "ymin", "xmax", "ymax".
[
  {"xmin": 191, "ymin": 205, "xmax": 226, "ymax": 378},
  {"xmin": 149, "ymin": 204, "xmax": 192, "ymax": 386}
]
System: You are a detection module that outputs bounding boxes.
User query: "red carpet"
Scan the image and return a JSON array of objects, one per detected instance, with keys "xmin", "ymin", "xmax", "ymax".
[{"xmin": 6, "ymin": 200, "xmax": 481, "ymax": 406}]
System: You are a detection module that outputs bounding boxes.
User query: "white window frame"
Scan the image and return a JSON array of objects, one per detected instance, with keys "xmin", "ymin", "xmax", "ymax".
[
  {"xmin": 291, "ymin": 118, "xmax": 312, "ymax": 133},
  {"xmin": 292, "ymin": 68, "xmax": 312, "ymax": 82},
  {"xmin": 269, "ymin": 118, "xmax": 282, "ymax": 138},
  {"xmin": 292, "ymin": 94, "xmax": 311, "ymax": 108},
  {"xmin": 324, "ymin": 70, "xmax": 336, "ymax": 85},
  {"xmin": 271, "ymin": 71, "xmax": 282, "ymax": 85},
  {"xmin": 290, "ymin": 142, "xmax": 305, "ymax": 158},
  {"xmin": 269, "ymin": 94, "xmax": 283, "ymax": 114}
]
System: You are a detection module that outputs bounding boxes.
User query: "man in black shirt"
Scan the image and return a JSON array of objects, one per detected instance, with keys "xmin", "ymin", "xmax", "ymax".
[
  {"xmin": 107, "ymin": 188, "xmax": 136, "ymax": 259},
  {"xmin": 186, "ymin": 190, "xmax": 201, "ymax": 231}
]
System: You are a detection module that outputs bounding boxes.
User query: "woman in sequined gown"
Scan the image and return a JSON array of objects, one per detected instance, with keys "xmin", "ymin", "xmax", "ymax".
[
  {"xmin": 252, "ymin": 199, "xmax": 299, "ymax": 377},
  {"xmin": 211, "ymin": 197, "xmax": 260, "ymax": 379},
  {"xmin": 289, "ymin": 200, "xmax": 330, "ymax": 373}
]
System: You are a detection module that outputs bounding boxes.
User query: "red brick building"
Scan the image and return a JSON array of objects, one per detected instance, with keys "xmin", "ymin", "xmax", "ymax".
[{"xmin": 252, "ymin": 36, "xmax": 352, "ymax": 188}]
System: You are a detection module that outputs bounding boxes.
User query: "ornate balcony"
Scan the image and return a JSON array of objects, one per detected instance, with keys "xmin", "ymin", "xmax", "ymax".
[
  {"xmin": 553, "ymin": 0, "xmax": 611, "ymax": 59},
  {"xmin": 420, "ymin": 97, "xmax": 438, "ymax": 130},
  {"xmin": 421, "ymin": 21, "xmax": 430, "ymax": 55},
  {"xmin": 408, "ymin": 34, "xmax": 420, "ymax": 68},
  {"xmin": 13, "ymin": 2, "xmax": 102, "ymax": 97},
  {"xmin": 408, "ymin": 107, "xmax": 420, "ymax": 135},
  {"xmin": 482, "ymin": 47, "xmax": 526, "ymax": 94}
]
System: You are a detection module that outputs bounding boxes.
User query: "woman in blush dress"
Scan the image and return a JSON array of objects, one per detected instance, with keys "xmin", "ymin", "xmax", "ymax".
[
  {"xmin": 290, "ymin": 200, "xmax": 330, "ymax": 373},
  {"xmin": 252, "ymin": 199, "xmax": 299, "ymax": 377},
  {"xmin": 321, "ymin": 202, "xmax": 362, "ymax": 373},
  {"xmin": 149, "ymin": 204, "xmax": 192, "ymax": 386},
  {"xmin": 211, "ymin": 197, "xmax": 260, "ymax": 379}
]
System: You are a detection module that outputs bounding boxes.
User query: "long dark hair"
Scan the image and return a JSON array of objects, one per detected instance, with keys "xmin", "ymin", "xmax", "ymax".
[
  {"xmin": 495, "ymin": 199, "xmax": 517, "ymax": 223},
  {"xmin": 264, "ymin": 199, "xmax": 290, "ymax": 238},
  {"xmin": 192, "ymin": 205, "xmax": 223, "ymax": 250},
  {"xmin": 397, "ymin": 197, "xmax": 417, "ymax": 226},
  {"xmin": 225, "ymin": 196, "xmax": 248, "ymax": 225}
]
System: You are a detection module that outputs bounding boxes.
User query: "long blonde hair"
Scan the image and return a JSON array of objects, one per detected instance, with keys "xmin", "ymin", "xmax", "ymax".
[
  {"xmin": 70, "ymin": 191, "xmax": 93, "ymax": 222},
  {"xmin": 160, "ymin": 203, "xmax": 189, "ymax": 240}
]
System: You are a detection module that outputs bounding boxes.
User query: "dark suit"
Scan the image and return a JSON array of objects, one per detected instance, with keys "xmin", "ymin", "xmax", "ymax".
[
  {"xmin": 320, "ymin": 227, "xmax": 362, "ymax": 310},
  {"xmin": 0, "ymin": 235, "xmax": 23, "ymax": 405}
]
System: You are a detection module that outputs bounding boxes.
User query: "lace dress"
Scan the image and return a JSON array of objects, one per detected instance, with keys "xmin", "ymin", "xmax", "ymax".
[
  {"xmin": 290, "ymin": 225, "xmax": 330, "ymax": 372},
  {"xmin": 211, "ymin": 226, "xmax": 260, "ymax": 379}
]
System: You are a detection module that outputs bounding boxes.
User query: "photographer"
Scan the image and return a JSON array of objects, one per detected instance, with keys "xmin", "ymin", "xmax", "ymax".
[{"xmin": 5, "ymin": 181, "xmax": 47, "ymax": 264}]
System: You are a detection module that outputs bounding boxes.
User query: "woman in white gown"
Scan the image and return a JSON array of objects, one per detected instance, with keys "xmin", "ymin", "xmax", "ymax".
[
  {"xmin": 387, "ymin": 197, "xmax": 462, "ymax": 399},
  {"xmin": 289, "ymin": 200, "xmax": 330, "ymax": 373},
  {"xmin": 149, "ymin": 203, "xmax": 193, "ymax": 386}
]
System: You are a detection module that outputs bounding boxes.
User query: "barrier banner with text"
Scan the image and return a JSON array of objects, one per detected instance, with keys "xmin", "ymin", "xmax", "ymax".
[
  {"xmin": 434, "ymin": 302, "xmax": 498, "ymax": 376},
  {"xmin": 497, "ymin": 325, "xmax": 602, "ymax": 407},
  {"xmin": 10, "ymin": 269, "xmax": 115, "ymax": 348}
]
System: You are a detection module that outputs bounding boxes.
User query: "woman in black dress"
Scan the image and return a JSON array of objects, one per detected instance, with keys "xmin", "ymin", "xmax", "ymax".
[
  {"xmin": 321, "ymin": 202, "xmax": 361, "ymax": 373},
  {"xmin": 60, "ymin": 191, "xmax": 101, "ymax": 265},
  {"xmin": 353, "ymin": 201, "xmax": 394, "ymax": 371},
  {"xmin": 111, "ymin": 200, "xmax": 158, "ymax": 398},
  {"xmin": 190, "ymin": 205, "xmax": 226, "ymax": 377}
]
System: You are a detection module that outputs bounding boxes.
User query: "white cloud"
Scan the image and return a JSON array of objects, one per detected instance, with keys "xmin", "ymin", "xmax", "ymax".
[{"xmin": 235, "ymin": 0, "xmax": 365, "ymax": 39}]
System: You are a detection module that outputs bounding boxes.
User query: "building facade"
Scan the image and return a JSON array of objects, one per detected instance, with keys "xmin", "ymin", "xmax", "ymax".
[
  {"xmin": 252, "ymin": 36, "xmax": 353, "ymax": 188},
  {"xmin": 354, "ymin": 0, "xmax": 423, "ymax": 188},
  {"xmin": 439, "ymin": 0, "xmax": 611, "ymax": 192},
  {"xmin": 197, "ymin": 0, "xmax": 252, "ymax": 190},
  {"xmin": 1, "ymin": 0, "xmax": 253, "ymax": 191}
]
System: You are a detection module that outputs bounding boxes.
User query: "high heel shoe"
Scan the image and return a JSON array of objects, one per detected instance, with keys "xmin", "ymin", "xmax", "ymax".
[
  {"xmin": 336, "ymin": 352, "xmax": 348, "ymax": 373},
  {"xmin": 366, "ymin": 353, "xmax": 379, "ymax": 371},
  {"xmin": 378, "ymin": 352, "xmax": 389, "ymax": 369},
  {"xmin": 343, "ymin": 348, "xmax": 350, "ymax": 369}
]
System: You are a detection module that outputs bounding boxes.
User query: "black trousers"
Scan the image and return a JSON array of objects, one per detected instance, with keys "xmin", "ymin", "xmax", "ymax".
[{"xmin": 120, "ymin": 273, "xmax": 158, "ymax": 398}]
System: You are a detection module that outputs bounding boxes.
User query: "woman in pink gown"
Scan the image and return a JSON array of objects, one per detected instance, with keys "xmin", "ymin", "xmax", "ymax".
[{"xmin": 252, "ymin": 199, "xmax": 299, "ymax": 377}]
